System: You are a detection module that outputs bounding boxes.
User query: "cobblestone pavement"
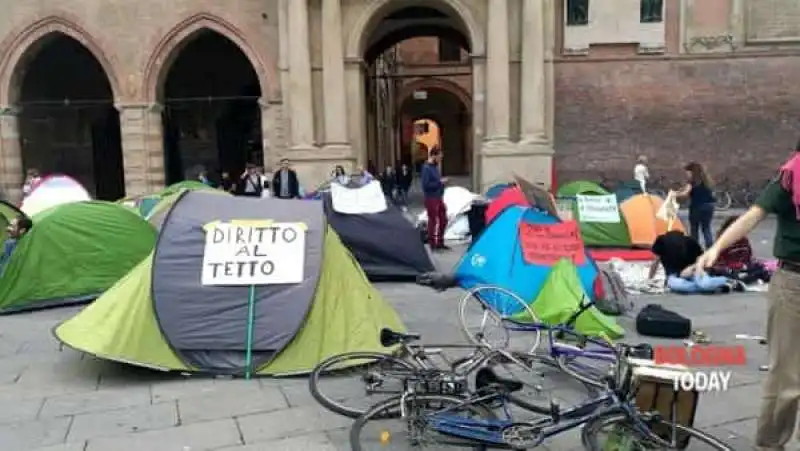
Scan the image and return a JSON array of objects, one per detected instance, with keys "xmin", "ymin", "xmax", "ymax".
[{"xmin": 0, "ymin": 217, "xmax": 776, "ymax": 451}]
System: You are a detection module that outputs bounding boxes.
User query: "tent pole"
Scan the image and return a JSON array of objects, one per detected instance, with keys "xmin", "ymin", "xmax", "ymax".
[{"xmin": 244, "ymin": 284, "xmax": 257, "ymax": 379}]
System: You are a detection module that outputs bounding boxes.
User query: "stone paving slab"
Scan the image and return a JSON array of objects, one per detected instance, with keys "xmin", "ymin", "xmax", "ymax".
[{"xmin": 0, "ymin": 221, "xmax": 777, "ymax": 451}]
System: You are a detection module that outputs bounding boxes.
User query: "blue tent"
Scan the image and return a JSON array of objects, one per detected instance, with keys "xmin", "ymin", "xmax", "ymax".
[
  {"xmin": 454, "ymin": 206, "xmax": 599, "ymax": 315},
  {"xmin": 485, "ymin": 183, "xmax": 512, "ymax": 200}
]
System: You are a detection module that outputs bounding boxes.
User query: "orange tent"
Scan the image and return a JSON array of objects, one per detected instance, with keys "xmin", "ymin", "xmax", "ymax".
[{"xmin": 620, "ymin": 194, "xmax": 685, "ymax": 247}]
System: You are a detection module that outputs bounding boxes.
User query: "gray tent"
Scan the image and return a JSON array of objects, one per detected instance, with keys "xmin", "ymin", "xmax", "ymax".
[{"xmin": 53, "ymin": 190, "xmax": 406, "ymax": 376}]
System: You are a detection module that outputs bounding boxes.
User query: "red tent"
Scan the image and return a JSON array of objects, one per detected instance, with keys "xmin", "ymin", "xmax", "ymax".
[{"xmin": 485, "ymin": 186, "xmax": 528, "ymax": 223}]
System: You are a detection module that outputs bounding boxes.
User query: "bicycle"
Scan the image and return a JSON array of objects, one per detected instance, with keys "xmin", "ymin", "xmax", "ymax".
[
  {"xmin": 350, "ymin": 344, "xmax": 734, "ymax": 450},
  {"xmin": 458, "ymin": 285, "xmax": 620, "ymax": 389},
  {"xmin": 309, "ymin": 327, "xmax": 596, "ymax": 419}
]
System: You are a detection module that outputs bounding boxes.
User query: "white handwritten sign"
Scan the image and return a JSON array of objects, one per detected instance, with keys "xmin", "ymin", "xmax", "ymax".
[
  {"xmin": 201, "ymin": 222, "xmax": 306, "ymax": 286},
  {"xmin": 576, "ymin": 194, "xmax": 620, "ymax": 223},
  {"xmin": 330, "ymin": 181, "xmax": 388, "ymax": 214}
]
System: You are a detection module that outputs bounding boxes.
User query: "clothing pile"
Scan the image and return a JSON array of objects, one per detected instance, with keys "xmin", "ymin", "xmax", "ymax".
[{"xmin": 605, "ymin": 258, "xmax": 666, "ymax": 295}]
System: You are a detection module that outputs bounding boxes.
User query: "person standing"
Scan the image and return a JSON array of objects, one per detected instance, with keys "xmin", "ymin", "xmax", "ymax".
[
  {"xmin": 396, "ymin": 164, "xmax": 413, "ymax": 207},
  {"xmin": 380, "ymin": 166, "xmax": 396, "ymax": 201},
  {"xmin": 421, "ymin": 149, "xmax": 448, "ymax": 251},
  {"xmin": 239, "ymin": 164, "xmax": 263, "ymax": 198},
  {"xmin": 695, "ymin": 141, "xmax": 800, "ymax": 451},
  {"xmin": 271, "ymin": 158, "xmax": 300, "ymax": 199},
  {"xmin": 674, "ymin": 162, "xmax": 715, "ymax": 248},
  {"xmin": 332, "ymin": 165, "xmax": 350, "ymax": 185},
  {"xmin": 634, "ymin": 155, "xmax": 650, "ymax": 193},
  {"xmin": 219, "ymin": 171, "xmax": 237, "ymax": 194}
]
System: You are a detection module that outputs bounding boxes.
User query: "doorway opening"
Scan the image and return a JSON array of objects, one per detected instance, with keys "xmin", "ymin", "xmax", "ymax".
[
  {"xmin": 361, "ymin": 5, "xmax": 473, "ymax": 177},
  {"xmin": 160, "ymin": 30, "xmax": 262, "ymax": 185},
  {"xmin": 14, "ymin": 33, "xmax": 125, "ymax": 200}
]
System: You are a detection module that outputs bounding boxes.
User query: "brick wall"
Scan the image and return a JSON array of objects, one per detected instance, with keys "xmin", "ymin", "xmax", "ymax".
[{"xmin": 554, "ymin": 55, "xmax": 800, "ymax": 190}]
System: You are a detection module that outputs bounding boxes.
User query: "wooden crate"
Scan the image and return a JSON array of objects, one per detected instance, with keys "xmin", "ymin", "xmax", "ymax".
[{"xmin": 630, "ymin": 358, "xmax": 700, "ymax": 449}]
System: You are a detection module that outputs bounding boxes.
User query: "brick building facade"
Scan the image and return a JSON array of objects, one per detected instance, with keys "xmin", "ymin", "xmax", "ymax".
[{"xmin": 0, "ymin": 0, "xmax": 796, "ymax": 200}]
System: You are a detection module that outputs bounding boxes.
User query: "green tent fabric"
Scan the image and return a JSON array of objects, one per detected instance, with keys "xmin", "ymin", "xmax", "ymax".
[
  {"xmin": 0, "ymin": 201, "xmax": 157, "ymax": 314},
  {"xmin": 121, "ymin": 181, "xmax": 217, "ymax": 218},
  {"xmin": 513, "ymin": 259, "xmax": 624, "ymax": 340},
  {"xmin": 557, "ymin": 180, "xmax": 609, "ymax": 197},
  {"xmin": 557, "ymin": 181, "xmax": 631, "ymax": 247},
  {"xmin": 54, "ymin": 227, "xmax": 406, "ymax": 375},
  {"xmin": 158, "ymin": 180, "xmax": 216, "ymax": 197}
]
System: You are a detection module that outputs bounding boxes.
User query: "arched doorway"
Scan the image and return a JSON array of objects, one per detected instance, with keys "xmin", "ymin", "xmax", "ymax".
[
  {"xmin": 12, "ymin": 33, "xmax": 125, "ymax": 200},
  {"xmin": 400, "ymin": 86, "xmax": 470, "ymax": 175},
  {"xmin": 358, "ymin": 5, "xmax": 474, "ymax": 179},
  {"xmin": 159, "ymin": 30, "xmax": 262, "ymax": 185}
]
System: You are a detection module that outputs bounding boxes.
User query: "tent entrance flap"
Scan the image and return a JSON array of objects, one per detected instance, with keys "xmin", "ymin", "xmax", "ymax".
[{"xmin": 151, "ymin": 193, "xmax": 325, "ymax": 375}]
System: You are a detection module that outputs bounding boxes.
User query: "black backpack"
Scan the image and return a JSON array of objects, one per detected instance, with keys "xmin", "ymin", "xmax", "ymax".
[{"xmin": 635, "ymin": 304, "xmax": 692, "ymax": 339}]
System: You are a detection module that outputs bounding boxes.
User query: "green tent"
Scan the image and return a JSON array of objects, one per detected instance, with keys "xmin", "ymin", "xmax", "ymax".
[
  {"xmin": 513, "ymin": 259, "xmax": 624, "ymax": 340},
  {"xmin": 0, "ymin": 201, "xmax": 157, "ymax": 314},
  {"xmin": 557, "ymin": 180, "xmax": 609, "ymax": 197},
  {"xmin": 54, "ymin": 191, "xmax": 405, "ymax": 376},
  {"xmin": 557, "ymin": 180, "xmax": 631, "ymax": 247},
  {"xmin": 120, "ymin": 181, "xmax": 218, "ymax": 218}
]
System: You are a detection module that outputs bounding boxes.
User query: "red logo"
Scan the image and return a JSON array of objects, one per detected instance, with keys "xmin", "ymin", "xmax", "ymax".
[{"xmin": 654, "ymin": 345, "xmax": 746, "ymax": 367}]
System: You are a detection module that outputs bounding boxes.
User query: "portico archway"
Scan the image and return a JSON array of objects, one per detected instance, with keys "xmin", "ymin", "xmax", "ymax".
[
  {"xmin": 155, "ymin": 29, "xmax": 262, "ymax": 185},
  {"xmin": 6, "ymin": 32, "xmax": 125, "ymax": 200},
  {"xmin": 347, "ymin": 0, "xmax": 484, "ymax": 187}
]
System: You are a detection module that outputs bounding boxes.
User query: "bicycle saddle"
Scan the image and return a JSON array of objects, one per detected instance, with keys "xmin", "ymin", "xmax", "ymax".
[
  {"xmin": 380, "ymin": 328, "xmax": 422, "ymax": 347},
  {"xmin": 474, "ymin": 367, "xmax": 524, "ymax": 394}
]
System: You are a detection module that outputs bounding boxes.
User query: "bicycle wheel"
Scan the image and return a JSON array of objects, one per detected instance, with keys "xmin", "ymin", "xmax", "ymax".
[
  {"xmin": 309, "ymin": 352, "xmax": 416, "ymax": 418},
  {"xmin": 581, "ymin": 412, "xmax": 733, "ymax": 450},
  {"xmin": 350, "ymin": 394, "xmax": 497, "ymax": 451},
  {"xmin": 458, "ymin": 285, "xmax": 542, "ymax": 354},
  {"xmin": 714, "ymin": 191, "xmax": 731, "ymax": 211}
]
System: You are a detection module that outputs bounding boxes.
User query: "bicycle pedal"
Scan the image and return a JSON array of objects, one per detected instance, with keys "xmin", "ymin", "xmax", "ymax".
[{"xmin": 549, "ymin": 401, "xmax": 561, "ymax": 423}]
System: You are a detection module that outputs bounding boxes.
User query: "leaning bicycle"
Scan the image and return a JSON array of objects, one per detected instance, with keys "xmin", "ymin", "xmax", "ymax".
[{"xmin": 350, "ymin": 344, "xmax": 734, "ymax": 450}]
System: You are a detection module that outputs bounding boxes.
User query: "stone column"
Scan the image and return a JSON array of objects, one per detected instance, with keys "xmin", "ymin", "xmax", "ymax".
[
  {"xmin": 287, "ymin": 0, "xmax": 317, "ymax": 150},
  {"xmin": 484, "ymin": 0, "xmax": 511, "ymax": 144},
  {"xmin": 519, "ymin": 0, "xmax": 547, "ymax": 144},
  {"xmin": 117, "ymin": 103, "xmax": 165, "ymax": 196},
  {"xmin": 0, "ymin": 107, "xmax": 23, "ymax": 203},
  {"xmin": 321, "ymin": 0, "xmax": 350, "ymax": 151}
]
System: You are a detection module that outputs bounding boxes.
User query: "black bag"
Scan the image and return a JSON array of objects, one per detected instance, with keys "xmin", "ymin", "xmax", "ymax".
[{"xmin": 636, "ymin": 304, "xmax": 692, "ymax": 339}]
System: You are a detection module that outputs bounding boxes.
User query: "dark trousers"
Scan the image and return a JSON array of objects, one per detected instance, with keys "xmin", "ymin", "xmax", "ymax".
[
  {"xmin": 424, "ymin": 197, "xmax": 447, "ymax": 247},
  {"xmin": 689, "ymin": 203, "xmax": 714, "ymax": 248}
]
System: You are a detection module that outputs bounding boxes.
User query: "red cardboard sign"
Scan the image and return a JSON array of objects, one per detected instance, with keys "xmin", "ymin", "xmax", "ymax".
[{"xmin": 519, "ymin": 221, "xmax": 585, "ymax": 266}]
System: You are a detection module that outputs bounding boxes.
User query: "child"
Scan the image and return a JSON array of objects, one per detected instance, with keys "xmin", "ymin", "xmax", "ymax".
[
  {"xmin": 634, "ymin": 155, "xmax": 649, "ymax": 193},
  {"xmin": 710, "ymin": 216, "xmax": 771, "ymax": 284}
]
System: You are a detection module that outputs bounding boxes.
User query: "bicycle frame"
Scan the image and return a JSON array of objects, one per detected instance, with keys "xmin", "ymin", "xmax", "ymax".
[
  {"xmin": 483, "ymin": 295, "xmax": 617, "ymax": 365},
  {"xmin": 424, "ymin": 389, "xmax": 652, "ymax": 447}
]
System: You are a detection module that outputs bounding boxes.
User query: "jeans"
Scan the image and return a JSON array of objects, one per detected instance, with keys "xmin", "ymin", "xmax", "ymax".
[
  {"xmin": 689, "ymin": 203, "xmax": 715, "ymax": 248},
  {"xmin": 424, "ymin": 197, "xmax": 447, "ymax": 247},
  {"xmin": 666, "ymin": 274, "xmax": 729, "ymax": 294}
]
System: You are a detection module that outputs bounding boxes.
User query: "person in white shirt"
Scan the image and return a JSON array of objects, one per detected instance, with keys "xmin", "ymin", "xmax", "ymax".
[{"xmin": 634, "ymin": 155, "xmax": 650, "ymax": 194}]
